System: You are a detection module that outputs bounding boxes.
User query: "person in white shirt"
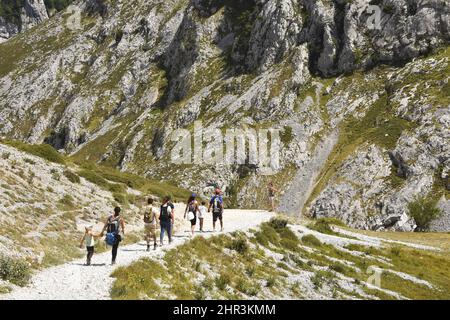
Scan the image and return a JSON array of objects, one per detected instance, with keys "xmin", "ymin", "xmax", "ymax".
[
  {"xmin": 198, "ymin": 201, "xmax": 208, "ymax": 232},
  {"xmin": 143, "ymin": 198, "xmax": 158, "ymax": 251}
]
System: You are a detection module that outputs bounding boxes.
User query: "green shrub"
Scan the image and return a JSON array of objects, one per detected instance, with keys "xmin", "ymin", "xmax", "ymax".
[
  {"xmin": 301, "ymin": 234, "xmax": 322, "ymax": 247},
  {"xmin": 245, "ymin": 266, "xmax": 256, "ymax": 277},
  {"xmin": 408, "ymin": 197, "xmax": 442, "ymax": 231},
  {"xmin": 227, "ymin": 238, "xmax": 249, "ymax": 255},
  {"xmin": 266, "ymin": 276, "xmax": 276, "ymax": 288},
  {"xmin": 280, "ymin": 238, "xmax": 299, "ymax": 251},
  {"xmin": 63, "ymin": 170, "xmax": 80, "ymax": 184},
  {"xmin": 108, "ymin": 183, "xmax": 126, "ymax": 194},
  {"xmin": 215, "ymin": 273, "xmax": 231, "ymax": 291},
  {"xmin": 113, "ymin": 193, "xmax": 127, "ymax": 205},
  {"xmin": 308, "ymin": 219, "xmax": 338, "ymax": 235},
  {"xmin": 0, "ymin": 285, "xmax": 11, "ymax": 294},
  {"xmin": 24, "ymin": 158, "xmax": 35, "ymax": 165},
  {"xmin": 236, "ymin": 278, "xmax": 260, "ymax": 296},
  {"xmin": 59, "ymin": 194, "xmax": 74, "ymax": 208},
  {"xmin": 0, "ymin": 255, "xmax": 31, "ymax": 286},
  {"xmin": 78, "ymin": 170, "xmax": 109, "ymax": 188},
  {"xmin": 390, "ymin": 246, "xmax": 402, "ymax": 257},
  {"xmin": 269, "ymin": 218, "xmax": 288, "ymax": 230},
  {"xmin": 329, "ymin": 263, "xmax": 346, "ymax": 274}
]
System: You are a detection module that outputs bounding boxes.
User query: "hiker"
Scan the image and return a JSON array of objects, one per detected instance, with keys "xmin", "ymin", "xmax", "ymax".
[
  {"xmin": 159, "ymin": 196, "xmax": 175, "ymax": 246},
  {"xmin": 143, "ymin": 198, "xmax": 158, "ymax": 251},
  {"xmin": 208, "ymin": 188, "xmax": 224, "ymax": 232},
  {"xmin": 101, "ymin": 206, "xmax": 125, "ymax": 265},
  {"xmin": 198, "ymin": 201, "xmax": 208, "ymax": 232},
  {"xmin": 184, "ymin": 194, "xmax": 200, "ymax": 237},
  {"xmin": 79, "ymin": 225, "xmax": 101, "ymax": 266},
  {"xmin": 267, "ymin": 182, "xmax": 279, "ymax": 212}
]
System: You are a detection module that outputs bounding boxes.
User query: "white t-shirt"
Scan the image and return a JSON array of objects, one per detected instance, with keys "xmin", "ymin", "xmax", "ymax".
[{"xmin": 198, "ymin": 205, "xmax": 207, "ymax": 219}]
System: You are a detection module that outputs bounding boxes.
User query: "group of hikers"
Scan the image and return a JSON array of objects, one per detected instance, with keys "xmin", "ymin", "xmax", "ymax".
[
  {"xmin": 79, "ymin": 188, "xmax": 225, "ymax": 266},
  {"xmin": 80, "ymin": 182, "xmax": 278, "ymax": 266}
]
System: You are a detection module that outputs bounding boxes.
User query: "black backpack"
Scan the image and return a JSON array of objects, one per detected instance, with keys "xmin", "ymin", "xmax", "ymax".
[
  {"xmin": 160, "ymin": 204, "xmax": 172, "ymax": 222},
  {"xmin": 212, "ymin": 196, "xmax": 222, "ymax": 214}
]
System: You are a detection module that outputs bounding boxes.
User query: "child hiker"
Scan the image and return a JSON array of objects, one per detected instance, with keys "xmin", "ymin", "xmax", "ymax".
[{"xmin": 79, "ymin": 225, "xmax": 101, "ymax": 266}]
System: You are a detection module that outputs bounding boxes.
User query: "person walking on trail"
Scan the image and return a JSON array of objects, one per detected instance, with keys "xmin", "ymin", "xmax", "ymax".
[
  {"xmin": 184, "ymin": 194, "xmax": 200, "ymax": 237},
  {"xmin": 101, "ymin": 207, "xmax": 125, "ymax": 265},
  {"xmin": 198, "ymin": 201, "xmax": 207, "ymax": 232},
  {"xmin": 208, "ymin": 188, "xmax": 224, "ymax": 232},
  {"xmin": 143, "ymin": 198, "xmax": 158, "ymax": 251},
  {"xmin": 79, "ymin": 225, "xmax": 101, "ymax": 266},
  {"xmin": 267, "ymin": 182, "xmax": 279, "ymax": 212},
  {"xmin": 159, "ymin": 196, "xmax": 175, "ymax": 246}
]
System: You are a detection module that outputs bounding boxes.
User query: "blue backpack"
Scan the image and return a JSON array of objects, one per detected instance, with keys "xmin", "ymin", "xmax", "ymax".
[{"xmin": 105, "ymin": 233, "xmax": 116, "ymax": 246}]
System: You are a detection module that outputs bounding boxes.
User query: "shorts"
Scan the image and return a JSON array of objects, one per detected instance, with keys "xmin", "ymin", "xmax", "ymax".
[
  {"xmin": 213, "ymin": 211, "xmax": 223, "ymax": 222},
  {"xmin": 190, "ymin": 216, "xmax": 197, "ymax": 226},
  {"xmin": 145, "ymin": 223, "xmax": 156, "ymax": 237}
]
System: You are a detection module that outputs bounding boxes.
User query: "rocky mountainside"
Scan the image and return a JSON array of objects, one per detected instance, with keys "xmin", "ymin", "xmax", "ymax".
[{"xmin": 0, "ymin": 0, "xmax": 449, "ymax": 232}]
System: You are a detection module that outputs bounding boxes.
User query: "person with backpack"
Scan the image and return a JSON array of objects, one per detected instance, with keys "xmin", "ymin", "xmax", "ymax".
[
  {"xmin": 159, "ymin": 196, "xmax": 175, "ymax": 246},
  {"xmin": 143, "ymin": 198, "xmax": 158, "ymax": 251},
  {"xmin": 79, "ymin": 225, "xmax": 101, "ymax": 266},
  {"xmin": 101, "ymin": 206, "xmax": 125, "ymax": 265},
  {"xmin": 208, "ymin": 188, "xmax": 224, "ymax": 232},
  {"xmin": 184, "ymin": 194, "xmax": 200, "ymax": 237}
]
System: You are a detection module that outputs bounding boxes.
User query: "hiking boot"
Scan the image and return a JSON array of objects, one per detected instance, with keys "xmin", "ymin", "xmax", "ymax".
[
  {"xmin": 146, "ymin": 245, "xmax": 150, "ymax": 252},
  {"xmin": 153, "ymin": 243, "xmax": 157, "ymax": 251}
]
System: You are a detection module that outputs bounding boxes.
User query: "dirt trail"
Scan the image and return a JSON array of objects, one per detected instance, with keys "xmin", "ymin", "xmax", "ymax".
[{"xmin": 2, "ymin": 209, "xmax": 273, "ymax": 300}]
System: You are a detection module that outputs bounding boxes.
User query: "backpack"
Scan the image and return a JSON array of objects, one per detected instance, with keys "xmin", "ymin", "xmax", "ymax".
[
  {"xmin": 144, "ymin": 206, "xmax": 153, "ymax": 224},
  {"xmin": 160, "ymin": 204, "xmax": 172, "ymax": 222},
  {"xmin": 105, "ymin": 232, "xmax": 116, "ymax": 246},
  {"xmin": 105, "ymin": 215, "xmax": 121, "ymax": 245},
  {"xmin": 212, "ymin": 196, "xmax": 222, "ymax": 214}
]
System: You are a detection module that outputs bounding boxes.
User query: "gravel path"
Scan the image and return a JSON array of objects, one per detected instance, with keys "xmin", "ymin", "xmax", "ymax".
[{"xmin": 2, "ymin": 210, "xmax": 273, "ymax": 300}]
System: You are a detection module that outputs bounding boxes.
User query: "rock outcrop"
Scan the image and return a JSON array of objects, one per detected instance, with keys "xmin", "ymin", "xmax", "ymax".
[
  {"xmin": 0, "ymin": 0, "xmax": 50, "ymax": 42},
  {"xmin": 0, "ymin": 17, "xmax": 19, "ymax": 43}
]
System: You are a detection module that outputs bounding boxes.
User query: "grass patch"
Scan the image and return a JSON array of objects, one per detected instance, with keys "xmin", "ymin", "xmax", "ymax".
[
  {"xmin": 63, "ymin": 170, "xmax": 80, "ymax": 184},
  {"xmin": 301, "ymin": 234, "xmax": 322, "ymax": 247},
  {"xmin": 75, "ymin": 161, "xmax": 190, "ymax": 202},
  {"xmin": 0, "ymin": 285, "xmax": 12, "ymax": 294},
  {"xmin": 408, "ymin": 197, "xmax": 443, "ymax": 232},
  {"xmin": 2, "ymin": 140, "xmax": 66, "ymax": 164},
  {"xmin": 0, "ymin": 255, "xmax": 31, "ymax": 287}
]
